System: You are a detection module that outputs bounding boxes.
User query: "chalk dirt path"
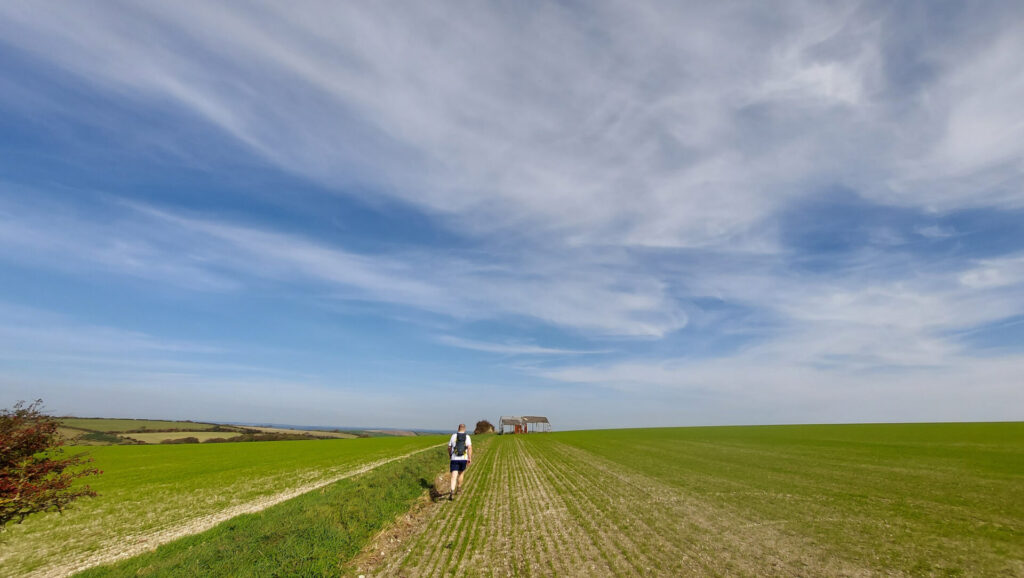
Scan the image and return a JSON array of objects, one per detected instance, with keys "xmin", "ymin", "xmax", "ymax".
[
  {"xmin": 364, "ymin": 436, "xmax": 874, "ymax": 577},
  {"xmin": 29, "ymin": 445, "xmax": 442, "ymax": 578}
]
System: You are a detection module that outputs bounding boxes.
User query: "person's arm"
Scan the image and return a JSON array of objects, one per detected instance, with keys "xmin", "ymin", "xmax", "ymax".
[{"xmin": 467, "ymin": 440, "xmax": 473, "ymax": 464}]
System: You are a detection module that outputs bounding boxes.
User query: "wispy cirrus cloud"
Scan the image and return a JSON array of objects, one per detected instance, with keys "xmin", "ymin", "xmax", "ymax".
[
  {"xmin": 436, "ymin": 335, "xmax": 607, "ymax": 356},
  {"xmin": 2, "ymin": 2, "xmax": 1023, "ymax": 426},
  {"xmin": 5, "ymin": 2, "xmax": 1020, "ymax": 249},
  {"xmin": 0, "ymin": 193, "xmax": 686, "ymax": 337}
]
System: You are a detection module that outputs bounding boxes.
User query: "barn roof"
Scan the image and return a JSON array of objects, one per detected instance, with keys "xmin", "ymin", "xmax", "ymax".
[{"xmin": 499, "ymin": 415, "xmax": 549, "ymax": 425}]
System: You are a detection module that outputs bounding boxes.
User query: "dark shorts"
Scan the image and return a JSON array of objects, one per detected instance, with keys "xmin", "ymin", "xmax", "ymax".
[{"xmin": 450, "ymin": 459, "xmax": 468, "ymax": 472}]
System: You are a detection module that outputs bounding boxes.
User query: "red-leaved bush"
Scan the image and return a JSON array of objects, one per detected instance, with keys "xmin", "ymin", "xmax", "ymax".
[{"xmin": 1, "ymin": 400, "xmax": 101, "ymax": 530}]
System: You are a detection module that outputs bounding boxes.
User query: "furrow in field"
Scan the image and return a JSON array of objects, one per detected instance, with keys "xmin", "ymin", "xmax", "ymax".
[
  {"xmin": 530, "ymin": 439, "xmax": 674, "ymax": 575},
  {"xmin": 546, "ymin": 440, "xmax": 875, "ymax": 576},
  {"xmin": 509, "ymin": 443, "xmax": 534, "ymax": 570},
  {"xmin": 443, "ymin": 449, "xmax": 489, "ymax": 572},
  {"xmin": 478, "ymin": 439, "xmax": 513, "ymax": 576},
  {"xmin": 513, "ymin": 439, "xmax": 576, "ymax": 574},
  {"xmin": 381, "ymin": 436, "xmax": 607, "ymax": 576},
  {"xmin": 504, "ymin": 435, "xmax": 588, "ymax": 575},
  {"xmin": 484, "ymin": 440, "xmax": 510, "ymax": 574},
  {"xmin": 375, "ymin": 434, "xmax": 878, "ymax": 576},
  {"xmin": 500, "ymin": 437, "xmax": 577, "ymax": 573},
  {"xmin": 501, "ymin": 437, "xmax": 562, "ymax": 575},
  {"xmin": 544, "ymin": 440, "xmax": 792, "ymax": 574},
  {"xmin": 529, "ymin": 443, "xmax": 665, "ymax": 574},
  {"xmin": 409, "ymin": 478, "xmax": 462, "ymax": 573},
  {"xmin": 516, "ymin": 436, "xmax": 609, "ymax": 575},
  {"xmin": 379, "ymin": 439, "xmax": 490, "ymax": 576},
  {"xmin": 386, "ymin": 436, "xmax": 642, "ymax": 576}
]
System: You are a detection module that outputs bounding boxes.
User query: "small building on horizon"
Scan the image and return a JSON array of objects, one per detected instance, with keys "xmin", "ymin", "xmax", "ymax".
[{"xmin": 498, "ymin": 415, "xmax": 551, "ymax": 434}]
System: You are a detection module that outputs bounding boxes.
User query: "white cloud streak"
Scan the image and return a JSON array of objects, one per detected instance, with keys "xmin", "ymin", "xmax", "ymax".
[
  {"xmin": 4, "ymin": 2, "xmax": 1020, "ymax": 248},
  {"xmin": 1, "ymin": 2, "xmax": 1023, "ymax": 424},
  {"xmin": 0, "ymin": 196, "xmax": 685, "ymax": 336},
  {"xmin": 436, "ymin": 335, "xmax": 606, "ymax": 356}
]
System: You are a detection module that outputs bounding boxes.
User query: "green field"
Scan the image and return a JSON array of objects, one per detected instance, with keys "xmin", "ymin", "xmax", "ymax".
[
  {"xmin": 77, "ymin": 446, "xmax": 451, "ymax": 577},
  {"xmin": 8, "ymin": 423, "xmax": 1021, "ymax": 576},
  {"xmin": 0, "ymin": 436, "xmax": 444, "ymax": 577},
  {"xmin": 59, "ymin": 417, "xmax": 222, "ymax": 432},
  {"xmin": 377, "ymin": 423, "xmax": 1024, "ymax": 576}
]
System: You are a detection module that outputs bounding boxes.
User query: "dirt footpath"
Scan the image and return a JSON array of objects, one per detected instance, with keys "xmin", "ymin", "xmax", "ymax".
[{"xmin": 362, "ymin": 436, "xmax": 873, "ymax": 577}]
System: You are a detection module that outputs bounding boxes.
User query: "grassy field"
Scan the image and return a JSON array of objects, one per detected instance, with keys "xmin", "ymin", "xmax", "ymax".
[
  {"xmin": 59, "ymin": 417, "xmax": 222, "ymax": 432},
  {"xmin": 77, "ymin": 446, "xmax": 448, "ymax": 577},
  {"xmin": 0, "ymin": 436, "xmax": 444, "ymax": 578},
  {"xmin": 9, "ymin": 423, "xmax": 1020, "ymax": 576},
  {"xmin": 376, "ymin": 423, "xmax": 1024, "ymax": 576}
]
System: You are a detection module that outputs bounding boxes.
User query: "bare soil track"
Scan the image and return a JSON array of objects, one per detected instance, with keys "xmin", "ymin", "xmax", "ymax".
[{"xmin": 365, "ymin": 436, "xmax": 874, "ymax": 577}]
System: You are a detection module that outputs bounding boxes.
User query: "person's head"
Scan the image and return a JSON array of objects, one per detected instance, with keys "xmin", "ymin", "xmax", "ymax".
[{"xmin": 458, "ymin": 423, "xmax": 466, "ymax": 432}]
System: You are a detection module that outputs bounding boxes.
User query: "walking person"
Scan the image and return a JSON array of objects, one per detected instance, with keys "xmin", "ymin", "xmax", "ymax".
[{"xmin": 448, "ymin": 423, "xmax": 472, "ymax": 501}]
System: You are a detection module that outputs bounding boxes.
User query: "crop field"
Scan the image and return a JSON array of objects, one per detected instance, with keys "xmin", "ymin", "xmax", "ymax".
[
  {"xmin": 59, "ymin": 417, "xmax": 222, "ymax": 432},
  {"xmin": 373, "ymin": 423, "xmax": 1023, "ymax": 576},
  {"xmin": 244, "ymin": 426, "xmax": 357, "ymax": 438},
  {"xmin": 57, "ymin": 426, "xmax": 96, "ymax": 440},
  {"xmin": 0, "ymin": 436, "xmax": 444, "ymax": 578},
  {"xmin": 119, "ymin": 431, "xmax": 248, "ymax": 444},
  {"xmin": 6, "ymin": 423, "xmax": 1019, "ymax": 577}
]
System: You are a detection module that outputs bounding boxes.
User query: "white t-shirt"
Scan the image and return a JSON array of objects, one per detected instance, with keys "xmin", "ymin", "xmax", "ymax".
[{"xmin": 449, "ymin": 433, "xmax": 472, "ymax": 461}]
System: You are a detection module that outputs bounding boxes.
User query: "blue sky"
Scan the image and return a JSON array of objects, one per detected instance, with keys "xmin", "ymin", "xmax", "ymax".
[{"xmin": 1, "ymin": 1, "xmax": 1022, "ymax": 429}]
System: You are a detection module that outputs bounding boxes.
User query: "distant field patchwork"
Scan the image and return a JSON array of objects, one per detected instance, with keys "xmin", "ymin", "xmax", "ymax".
[
  {"xmin": 59, "ymin": 418, "xmax": 222, "ymax": 432},
  {"xmin": 244, "ymin": 426, "xmax": 357, "ymax": 439}
]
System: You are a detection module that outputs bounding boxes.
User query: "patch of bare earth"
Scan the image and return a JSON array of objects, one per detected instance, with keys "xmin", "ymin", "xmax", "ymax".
[
  {"xmin": 27, "ymin": 445, "xmax": 442, "ymax": 578},
  {"xmin": 347, "ymin": 492, "xmax": 441, "ymax": 575},
  {"xmin": 362, "ymin": 436, "xmax": 877, "ymax": 577}
]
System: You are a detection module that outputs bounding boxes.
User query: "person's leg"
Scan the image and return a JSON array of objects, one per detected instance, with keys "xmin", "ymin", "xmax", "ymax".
[
  {"xmin": 457, "ymin": 469, "xmax": 466, "ymax": 491},
  {"xmin": 449, "ymin": 463, "xmax": 458, "ymax": 495}
]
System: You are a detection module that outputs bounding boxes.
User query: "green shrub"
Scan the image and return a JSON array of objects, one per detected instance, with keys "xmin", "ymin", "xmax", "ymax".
[
  {"xmin": 79, "ymin": 432, "xmax": 123, "ymax": 444},
  {"xmin": 159, "ymin": 437, "xmax": 199, "ymax": 444}
]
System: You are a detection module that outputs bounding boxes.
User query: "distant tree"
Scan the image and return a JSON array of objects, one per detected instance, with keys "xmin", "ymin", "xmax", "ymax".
[
  {"xmin": 474, "ymin": 420, "xmax": 495, "ymax": 435},
  {"xmin": 0, "ymin": 400, "xmax": 101, "ymax": 531}
]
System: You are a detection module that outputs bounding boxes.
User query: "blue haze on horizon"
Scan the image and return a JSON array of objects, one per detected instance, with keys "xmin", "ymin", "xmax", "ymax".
[{"xmin": 1, "ymin": 1, "xmax": 1022, "ymax": 430}]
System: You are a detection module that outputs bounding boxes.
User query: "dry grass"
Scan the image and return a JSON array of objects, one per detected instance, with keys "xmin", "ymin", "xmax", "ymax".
[
  {"xmin": 121, "ymin": 431, "xmax": 243, "ymax": 444},
  {"xmin": 247, "ymin": 426, "xmax": 356, "ymax": 438}
]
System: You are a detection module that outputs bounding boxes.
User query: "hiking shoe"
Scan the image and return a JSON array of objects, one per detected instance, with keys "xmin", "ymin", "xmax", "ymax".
[{"xmin": 448, "ymin": 491, "xmax": 454, "ymax": 501}]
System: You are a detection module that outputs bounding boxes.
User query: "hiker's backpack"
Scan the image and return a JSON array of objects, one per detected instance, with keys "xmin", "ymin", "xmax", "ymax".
[{"xmin": 454, "ymin": 432, "xmax": 467, "ymax": 457}]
